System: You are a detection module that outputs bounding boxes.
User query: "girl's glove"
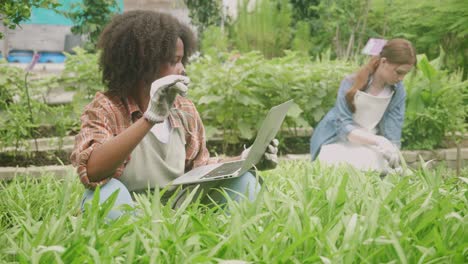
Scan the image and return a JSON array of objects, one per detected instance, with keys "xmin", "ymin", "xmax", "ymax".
[
  {"xmin": 374, "ymin": 136, "xmax": 400, "ymax": 168},
  {"xmin": 144, "ymin": 75, "xmax": 190, "ymax": 124}
]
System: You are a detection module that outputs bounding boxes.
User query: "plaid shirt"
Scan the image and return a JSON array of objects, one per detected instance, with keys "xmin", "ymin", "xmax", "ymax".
[{"xmin": 70, "ymin": 92, "xmax": 214, "ymax": 189}]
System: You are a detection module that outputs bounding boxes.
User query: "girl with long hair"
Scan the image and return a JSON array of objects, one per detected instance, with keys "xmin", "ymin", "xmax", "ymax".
[{"xmin": 310, "ymin": 38, "xmax": 416, "ymax": 173}]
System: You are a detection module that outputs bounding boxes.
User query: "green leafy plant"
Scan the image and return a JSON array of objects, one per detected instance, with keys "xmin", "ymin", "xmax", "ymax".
[
  {"xmin": 289, "ymin": 0, "xmax": 320, "ymax": 22},
  {"xmin": 0, "ymin": 103, "xmax": 38, "ymax": 154},
  {"xmin": 291, "ymin": 21, "xmax": 314, "ymax": 55},
  {"xmin": 0, "ymin": 60, "xmax": 23, "ymax": 109},
  {"xmin": 187, "ymin": 50, "xmax": 354, "ymax": 151},
  {"xmin": 402, "ymin": 54, "xmax": 467, "ymax": 149},
  {"xmin": 0, "ymin": 60, "xmax": 41, "ymax": 152},
  {"xmin": 372, "ymin": 0, "xmax": 468, "ymax": 77},
  {"xmin": 0, "ymin": 57, "xmax": 83, "ymax": 153},
  {"xmin": 188, "ymin": 51, "xmax": 266, "ymax": 150},
  {"xmin": 59, "ymin": 47, "xmax": 105, "ymax": 98}
]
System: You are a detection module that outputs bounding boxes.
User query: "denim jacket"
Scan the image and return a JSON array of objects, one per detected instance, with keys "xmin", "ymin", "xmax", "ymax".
[{"xmin": 310, "ymin": 75, "xmax": 406, "ymax": 160}]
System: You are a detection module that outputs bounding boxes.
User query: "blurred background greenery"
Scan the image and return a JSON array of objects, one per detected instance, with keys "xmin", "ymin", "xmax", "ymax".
[{"xmin": 0, "ymin": 0, "xmax": 466, "ymax": 154}]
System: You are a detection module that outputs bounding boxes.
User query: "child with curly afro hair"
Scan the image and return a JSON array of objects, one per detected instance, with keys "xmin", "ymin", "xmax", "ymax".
[{"xmin": 71, "ymin": 10, "xmax": 278, "ymax": 218}]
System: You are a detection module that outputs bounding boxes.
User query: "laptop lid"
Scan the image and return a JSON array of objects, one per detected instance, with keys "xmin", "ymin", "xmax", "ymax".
[
  {"xmin": 170, "ymin": 100, "xmax": 294, "ymax": 186},
  {"xmin": 237, "ymin": 99, "xmax": 293, "ymax": 176}
]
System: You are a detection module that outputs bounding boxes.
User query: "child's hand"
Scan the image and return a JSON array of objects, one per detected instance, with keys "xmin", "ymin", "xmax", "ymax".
[
  {"xmin": 241, "ymin": 139, "xmax": 279, "ymax": 171},
  {"xmin": 144, "ymin": 75, "xmax": 190, "ymax": 124}
]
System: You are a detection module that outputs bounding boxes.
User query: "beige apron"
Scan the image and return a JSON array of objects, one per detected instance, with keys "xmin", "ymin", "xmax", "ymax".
[
  {"xmin": 119, "ymin": 127, "xmax": 186, "ymax": 192},
  {"xmin": 317, "ymin": 89, "xmax": 393, "ymax": 172}
]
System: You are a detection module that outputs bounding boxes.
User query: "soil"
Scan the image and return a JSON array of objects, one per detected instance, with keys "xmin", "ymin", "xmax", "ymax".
[{"xmin": 0, "ymin": 150, "xmax": 71, "ymax": 167}]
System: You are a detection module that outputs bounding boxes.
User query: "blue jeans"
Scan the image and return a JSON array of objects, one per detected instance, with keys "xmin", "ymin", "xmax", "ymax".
[{"xmin": 81, "ymin": 172, "xmax": 261, "ymax": 219}]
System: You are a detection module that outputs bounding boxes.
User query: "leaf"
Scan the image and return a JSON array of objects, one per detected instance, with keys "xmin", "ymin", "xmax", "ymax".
[
  {"xmin": 237, "ymin": 121, "xmax": 254, "ymax": 139},
  {"xmin": 198, "ymin": 95, "xmax": 223, "ymax": 105},
  {"xmin": 312, "ymin": 108, "xmax": 325, "ymax": 122},
  {"xmin": 417, "ymin": 55, "xmax": 438, "ymax": 80},
  {"xmin": 203, "ymin": 125, "xmax": 218, "ymax": 139},
  {"xmin": 286, "ymin": 102, "xmax": 303, "ymax": 118},
  {"xmin": 36, "ymin": 245, "xmax": 66, "ymax": 254},
  {"xmin": 459, "ymin": 177, "xmax": 468, "ymax": 185},
  {"xmin": 292, "ymin": 116, "xmax": 310, "ymax": 128}
]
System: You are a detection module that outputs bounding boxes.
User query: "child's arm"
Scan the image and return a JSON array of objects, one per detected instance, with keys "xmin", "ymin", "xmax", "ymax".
[{"xmin": 86, "ymin": 117, "xmax": 154, "ymax": 182}]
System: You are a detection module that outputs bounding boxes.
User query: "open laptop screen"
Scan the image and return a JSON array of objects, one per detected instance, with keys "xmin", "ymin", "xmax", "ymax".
[{"xmin": 238, "ymin": 100, "xmax": 293, "ymax": 175}]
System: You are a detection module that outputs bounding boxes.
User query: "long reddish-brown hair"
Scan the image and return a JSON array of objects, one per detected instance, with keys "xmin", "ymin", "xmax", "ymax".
[{"xmin": 346, "ymin": 38, "xmax": 417, "ymax": 112}]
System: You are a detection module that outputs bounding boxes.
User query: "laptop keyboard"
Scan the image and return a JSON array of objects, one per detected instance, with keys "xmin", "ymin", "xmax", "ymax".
[{"xmin": 201, "ymin": 160, "xmax": 244, "ymax": 179}]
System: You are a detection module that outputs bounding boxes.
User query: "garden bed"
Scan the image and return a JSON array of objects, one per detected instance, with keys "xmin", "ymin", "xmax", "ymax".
[
  {"xmin": 1, "ymin": 130, "xmax": 466, "ymax": 180},
  {"xmin": 0, "ymin": 128, "xmax": 313, "ymax": 166}
]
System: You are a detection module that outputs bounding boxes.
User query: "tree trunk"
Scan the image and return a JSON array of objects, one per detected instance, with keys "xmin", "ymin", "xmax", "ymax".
[
  {"xmin": 1, "ymin": 20, "xmax": 9, "ymax": 58},
  {"xmin": 334, "ymin": 25, "xmax": 342, "ymax": 58},
  {"xmin": 345, "ymin": 29, "xmax": 355, "ymax": 60}
]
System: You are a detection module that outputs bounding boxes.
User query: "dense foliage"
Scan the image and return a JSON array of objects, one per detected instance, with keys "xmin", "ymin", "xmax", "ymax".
[
  {"xmin": 187, "ymin": 51, "xmax": 354, "ymax": 144},
  {"xmin": 1, "ymin": 48, "xmax": 466, "ymax": 151},
  {"xmin": 0, "ymin": 59, "xmax": 80, "ymax": 152},
  {"xmin": 0, "ymin": 161, "xmax": 466, "ymax": 262},
  {"xmin": 402, "ymin": 54, "xmax": 467, "ymax": 149},
  {"xmin": 186, "ymin": 0, "xmax": 467, "ymax": 76},
  {"xmin": 369, "ymin": 0, "xmax": 467, "ymax": 77}
]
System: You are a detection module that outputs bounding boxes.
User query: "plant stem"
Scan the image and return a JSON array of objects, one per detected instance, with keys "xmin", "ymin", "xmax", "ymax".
[
  {"xmin": 24, "ymin": 71, "xmax": 39, "ymax": 152},
  {"xmin": 456, "ymin": 142, "xmax": 461, "ymax": 176}
]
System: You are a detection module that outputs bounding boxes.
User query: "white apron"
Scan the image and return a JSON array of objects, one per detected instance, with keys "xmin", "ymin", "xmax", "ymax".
[
  {"xmin": 119, "ymin": 124, "xmax": 186, "ymax": 192},
  {"xmin": 317, "ymin": 89, "xmax": 394, "ymax": 172}
]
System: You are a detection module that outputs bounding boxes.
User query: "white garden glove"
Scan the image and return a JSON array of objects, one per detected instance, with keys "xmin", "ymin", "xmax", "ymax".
[
  {"xmin": 374, "ymin": 136, "xmax": 400, "ymax": 168},
  {"xmin": 144, "ymin": 75, "xmax": 190, "ymax": 124},
  {"xmin": 241, "ymin": 139, "xmax": 279, "ymax": 171}
]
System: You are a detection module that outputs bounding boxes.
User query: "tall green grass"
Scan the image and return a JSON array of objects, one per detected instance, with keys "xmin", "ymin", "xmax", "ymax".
[{"xmin": 0, "ymin": 161, "xmax": 466, "ymax": 263}]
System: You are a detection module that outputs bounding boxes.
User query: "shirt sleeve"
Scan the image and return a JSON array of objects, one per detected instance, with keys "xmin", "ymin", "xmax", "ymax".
[
  {"xmin": 335, "ymin": 77, "xmax": 359, "ymax": 141},
  {"xmin": 70, "ymin": 105, "xmax": 122, "ymax": 189}
]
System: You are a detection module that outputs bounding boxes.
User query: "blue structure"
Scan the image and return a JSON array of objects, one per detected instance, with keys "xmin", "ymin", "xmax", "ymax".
[
  {"xmin": 7, "ymin": 50, "xmax": 34, "ymax": 63},
  {"xmin": 38, "ymin": 51, "xmax": 66, "ymax": 63}
]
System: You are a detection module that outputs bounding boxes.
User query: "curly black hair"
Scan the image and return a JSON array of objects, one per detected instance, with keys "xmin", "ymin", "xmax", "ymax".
[{"xmin": 97, "ymin": 10, "xmax": 196, "ymax": 96}]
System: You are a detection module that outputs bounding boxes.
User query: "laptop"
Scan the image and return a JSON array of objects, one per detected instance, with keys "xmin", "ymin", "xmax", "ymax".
[{"xmin": 170, "ymin": 100, "xmax": 293, "ymax": 186}]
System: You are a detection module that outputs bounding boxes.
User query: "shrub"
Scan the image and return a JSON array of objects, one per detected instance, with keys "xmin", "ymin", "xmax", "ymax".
[
  {"xmin": 187, "ymin": 51, "xmax": 355, "ymax": 147},
  {"xmin": 402, "ymin": 54, "xmax": 467, "ymax": 149}
]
